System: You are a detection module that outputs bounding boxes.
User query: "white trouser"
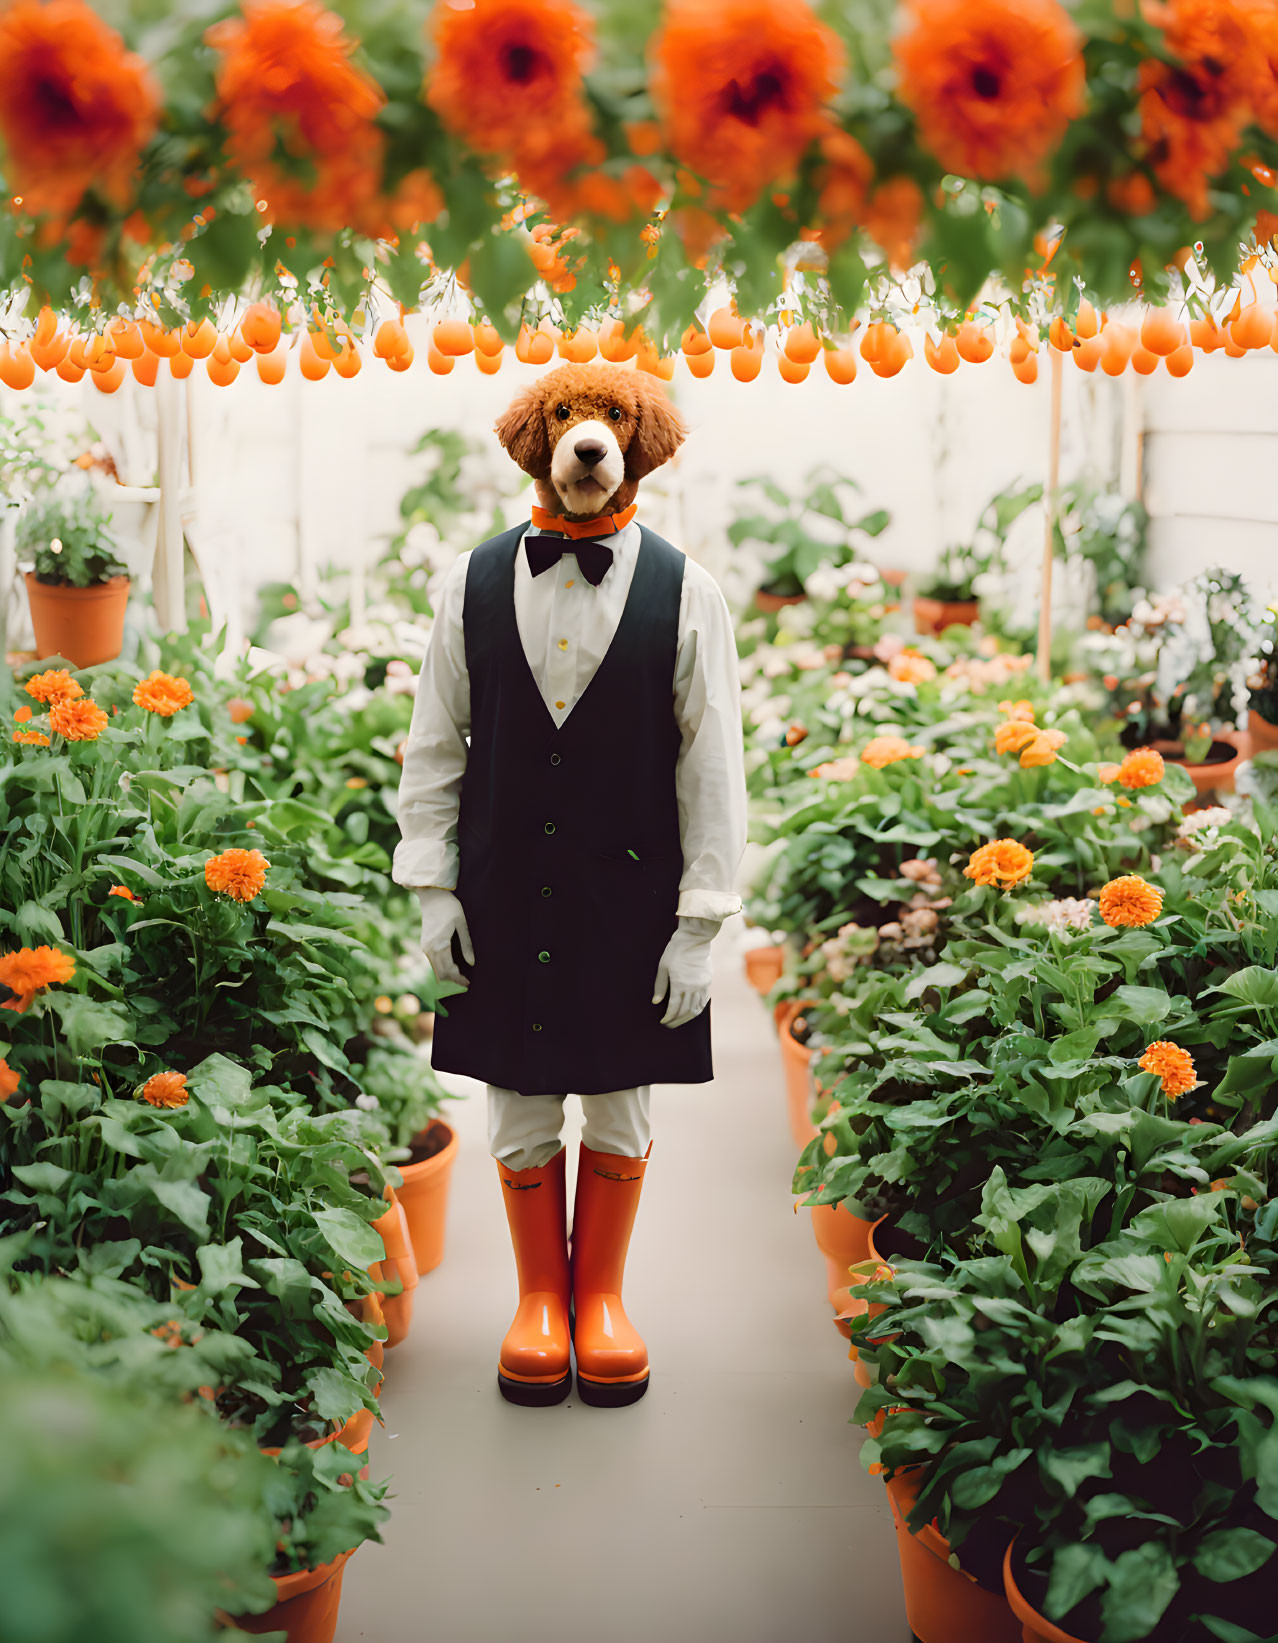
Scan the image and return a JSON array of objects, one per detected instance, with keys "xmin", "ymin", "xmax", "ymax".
[{"xmin": 488, "ymin": 1085, "xmax": 651, "ymax": 1172}]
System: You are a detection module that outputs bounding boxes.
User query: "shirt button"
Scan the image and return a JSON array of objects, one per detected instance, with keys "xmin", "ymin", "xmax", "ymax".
[
  {"xmin": 544, "ymin": 822, "xmax": 556, "ymax": 835},
  {"xmin": 565, "ymin": 579, "xmax": 575, "ymax": 589},
  {"xmin": 541, "ymin": 885, "xmax": 552, "ymax": 897},
  {"xmin": 538, "ymin": 950, "xmax": 551, "ymax": 964},
  {"xmin": 558, "ymin": 639, "xmax": 568, "ymax": 651},
  {"xmin": 550, "ymin": 752, "xmax": 561, "ymax": 766},
  {"xmin": 554, "ymin": 700, "xmax": 566, "ymax": 710}
]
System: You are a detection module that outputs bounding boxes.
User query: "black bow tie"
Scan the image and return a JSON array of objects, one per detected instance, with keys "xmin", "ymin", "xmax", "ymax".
[{"xmin": 525, "ymin": 534, "xmax": 614, "ymax": 588}]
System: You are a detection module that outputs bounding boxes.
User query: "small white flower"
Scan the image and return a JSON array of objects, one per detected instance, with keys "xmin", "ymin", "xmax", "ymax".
[{"xmin": 355, "ymin": 1093, "xmax": 380, "ymax": 1111}]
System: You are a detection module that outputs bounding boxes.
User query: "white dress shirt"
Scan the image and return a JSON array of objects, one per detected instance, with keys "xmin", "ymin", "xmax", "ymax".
[{"xmin": 392, "ymin": 520, "xmax": 746, "ymax": 923}]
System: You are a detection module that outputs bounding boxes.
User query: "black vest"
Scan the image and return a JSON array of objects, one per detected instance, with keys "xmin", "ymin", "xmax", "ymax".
[{"xmin": 429, "ymin": 521, "xmax": 714, "ymax": 1097}]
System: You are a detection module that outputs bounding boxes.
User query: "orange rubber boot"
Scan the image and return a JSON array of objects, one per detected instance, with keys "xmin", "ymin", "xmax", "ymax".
[
  {"xmin": 570, "ymin": 1142, "xmax": 651, "ymax": 1407},
  {"xmin": 496, "ymin": 1147, "xmax": 572, "ymax": 1406}
]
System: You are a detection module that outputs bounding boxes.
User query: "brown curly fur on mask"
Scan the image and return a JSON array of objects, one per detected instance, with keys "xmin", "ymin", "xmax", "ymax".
[{"xmin": 493, "ymin": 363, "xmax": 687, "ymax": 521}]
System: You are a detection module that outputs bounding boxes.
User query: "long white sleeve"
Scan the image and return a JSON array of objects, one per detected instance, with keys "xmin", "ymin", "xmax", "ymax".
[
  {"xmin": 672, "ymin": 561, "xmax": 747, "ymax": 922},
  {"xmin": 391, "ymin": 552, "xmax": 472, "ymax": 890}
]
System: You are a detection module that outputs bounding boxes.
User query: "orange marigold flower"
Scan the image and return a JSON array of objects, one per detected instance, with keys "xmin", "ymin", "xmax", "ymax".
[
  {"xmin": 889, "ymin": 651, "xmax": 938, "ymax": 685},
  {"xmin": 964, "ymin": 838, "xmax": 1035, "ymax": 889},
  {"xmin": 133, "ymin": 670, "xmax": 194, "ymax": 716},
  {"xmin": 1099, "ymin": 874, "xmax": 1164, "ymax": 927},
  {"xmin": 1020, "ymin": 728, "xmax": 1067, "ymax": 768},
  {"xmin": 0, "ymin": 1056, "xmax": 18, "ymax": 1101},
  {"xmin": 0, "ymin": 0, "xmax": 160, "ymax": 215},
  {"xmin": 1138, "ymin": 1039, "xmax": 1196, "ymax": 1098},
  {"xmin": 108, "ymin": 884, "xmax": 138, "ymax": 901},
  {"xmin": 12, "ymin": 705, "xmax": 31, "ymax": 723},
  {"xmin": 49, "ymin": 696, "xmax": 108, "ymax": 742},
  {"xmin": 651, "ymin": 0, "xmax": 844, "ymax": 213},
  {"xmin": 1098, "ymin": 762, "xmax": 1121, "ymax": 784},
  {"xmin": 894, "ymin": 0, "xmax": 1084, "ymax": 182},
  {"xmin": 204, "ymin": 847, "xmax": 270, "ymax": 902},
  {"xmin": 995, "ymin": 718, "xmax": 1039, "ymax": 754},
  {"xmin": 0, "ymin": 944, "xmax": 75, "ymax": 1013},
  {"xmin": 226, "ymin": 696, "xmax": 254, "ymax": 724},
  {"xmin": 864, "ymin": 176, "xmax": 924, "ymax": 271},
  {"xmin": 24, "ymin": 668, "xmax": 82, "ymax": 704},
  {"xmin": 808, "ymin": 756, "xmax": 861, "ymax": 781},
  {"xmin": 1117, "ymin": 747, "xmax": 1166, "ymax": 789},
  {"xmin": 998, "ymin": 699, "xmax": 1035, "ymax": 720},
  {"xmin": 1146, "ymin": 0, "xmax": 1267, "ymax": 115},
  {"xmin": 785, "ymin": 723, "xmax": 808, "ymax": 746},
  {"xmin": 1137, "ymin": 57, "xmax": 1248, "ymax": 217},
  {"xmin": 207, "ymin": 0, "xmax": 386, "ymax": 236},
  {"xmin": 861, "ymin": 735, "xmax": 925, "ymax": 769},
  {"xmin": 139, "ymin": 1070, "xmax": 189, "ymax": 1109},
  {"xmin": 811, "ymin": 127, "xmax": 874, "ymax": 251},
  {"xmin": 12, "ymin": 730, "xmax": 50, "ymax": 747}
]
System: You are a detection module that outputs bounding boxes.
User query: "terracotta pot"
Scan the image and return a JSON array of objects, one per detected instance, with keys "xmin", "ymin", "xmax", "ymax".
[
  {"xmin": 1173, "ymin": 728, "xmax": 1249, "ymax": 803},
  {"xmin": 395, "ymin": 1119, "xmax": 459, "ymax": 1274},
  {"xmin": 886, "ymin": 1470, "xmax": 1021, "ymax": 1643},
  {"xmin": 755, "ymin": 587, "xmax": 805, "ymax": 613},
  {"xmin": 776, "ymin": 1000, "xmax": 817, "ymax": 1147},
  {"xmin": 913, "ymin": 595, "xmax": 979, "ymax": 637},
  {"xmin": 744, "ymin": 943, "xmax": 785, "ymax": 995},
  {"xmin": 231, "ymin": 1547, "xmax": 354, "ymax": 1643},
  {"xmin": 1249, "ymin": 706, "xmax": 1278, "ymax": 754},
  {"xmin": 371, "ymin": 1187, "xmax": 419, "ymax": 1349},
  {"xmin": 24, "ymin": 571, "xmax": 130, "ymax": 668},
  {"xmin": 1003, "ymin": 1544, "xmax": 1090, "ymax": 1643},
  {"xmin": 810, "ymin": 1199, "xmax": 874, "ymax": 1313}
]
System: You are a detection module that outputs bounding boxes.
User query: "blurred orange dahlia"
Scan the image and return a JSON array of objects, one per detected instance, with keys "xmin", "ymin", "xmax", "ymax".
[
  {"xmin": 133, "ymin": 670, "xmax": 194, "ymax": 716},
  {"xmin": 49, "ymin": 696, "xmax": 108, "ymax": 741},
  {"xmin": 1117, "ymin": 747, "xmax": 1166, "ymax": 789},
  {"xmin": 1099, "ymin": 874, "xmax": 1164, "ymax": 927},
  {"xmin": 24, "ymin": 668, "xmax": 82, "ymax": 704},
  {"xmin": 204, "ymin": 847, "xmax": 270, "ymax": 902},
  {"xmin": 1138, "ymin": 1039, "xmax": 1196, "ymax": 1097},
  {"xmin": 964, "ymin": 839, "xmax": 1034, "ymax": 889},
  {"xmin": 0, "ymin": 944, "xmax": 75, "ymax": 1013},
  {"xmin": 139, "ymin": 1071, "xmax": 190, "ymax": 1109}
]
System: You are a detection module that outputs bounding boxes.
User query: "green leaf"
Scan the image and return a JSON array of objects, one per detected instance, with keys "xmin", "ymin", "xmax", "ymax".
[
  {"xmin": 1210, "ymin": 966, "xmax": 1278, "ymax": 1009},
  {"xmin": 311, "ymin": 1207, "xmax": 383, "ymax": 1271},
  {"xmin": 188, "ymin": 1054, "xmax": 253, "ymax": 1109},
  {"xmin": 196, "ymin": 1238, "xmax": 257, "ymax": 1296},
  {"xmin": 1039, "ymin": 1443, "xmax": 1111, "ymax": 1497},
  {"xmin": 11, "ymin": 1161, "xmax": 72, "ymax": 1192},
  {"xmin": 44, "ymin": 994, "xmax": 134, "ymax": 1057},
  {"xmin": 11, "ymin": 899, "xmax": 65, "ymax": 944},
  {"xmin": 1045, "ymin": 1543, "xmax": 1110, "ymax": 1620},
  {"xmin": 1192, "ymin": 1527, "xmax": 1276, "ymax": 1583},
  {"xmin": 904, "ymin": 963, "xmax": 967, "ymax": 1000},
  {"xmin": 308, "ymin": 1366, "xmax": 363, "ymax": 1423},
  {"xmin": 1107, "ymin": 985, "xmax": 1174, "ymax": 1028},
  {"xmin": 144, "ymin": 1174, "xmax": 211, "ymax": 1238}
]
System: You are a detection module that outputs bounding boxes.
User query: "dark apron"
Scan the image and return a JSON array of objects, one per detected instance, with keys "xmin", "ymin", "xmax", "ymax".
[{"xmin": 430, "ymin": 521, "xmax": 713, "ymax": 1096}]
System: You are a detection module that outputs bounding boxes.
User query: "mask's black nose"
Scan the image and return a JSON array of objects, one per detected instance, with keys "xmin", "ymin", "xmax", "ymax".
[{"xmin": 575, "ymin": 440, "xmax": 606, "ymax": 467}]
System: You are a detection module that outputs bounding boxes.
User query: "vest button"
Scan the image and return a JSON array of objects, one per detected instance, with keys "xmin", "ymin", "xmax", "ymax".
[
  {"xmin": 550, "ymin": 752, "xmax": 561, "ymax": 766},
  {"xmin": 532, "ymin": 1022, "xmax": 543, "ymax": 1032},
  {"xmin": 544, "ymin": 822, "xmax": 556, "ymax": 835},
  {"xmin": 538, "ymin": 950, "xmax": 551, "ymax": 963},
  {"xmin": 541, "ymin": 886, "xmax": 552, "ymax": 897}
]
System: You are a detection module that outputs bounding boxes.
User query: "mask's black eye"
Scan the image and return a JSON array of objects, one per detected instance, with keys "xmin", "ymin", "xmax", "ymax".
[
  {"xmin": 555, "ymin": 403, "xmax": 571, "ymax": 422},
  {"xmin": 608, "ymin": 406, "xmax": 622, "ymax": 422}
]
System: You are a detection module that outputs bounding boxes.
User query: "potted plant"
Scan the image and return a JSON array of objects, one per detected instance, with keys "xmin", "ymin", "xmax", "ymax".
[
  {"xmin": 17, "ymin": 488, "xmax": 131, "ymax": 667},
  {"xmin": 913, "ymin": 542, "xmax": 991, "ymax": 634},
  {"xmin": 1247, "ymin": 604, "xmax": 1278, "ymax": 753},
  {"xmin": 727, "ymin": 467, "xmax": 890, "ymax": 610},
  {"xmin": 1052, "ymin": 483, "xmax": 1149, "ymax": 631}
]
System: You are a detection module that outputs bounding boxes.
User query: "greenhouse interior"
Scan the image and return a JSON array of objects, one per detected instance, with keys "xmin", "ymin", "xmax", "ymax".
[{"xmin": 5, "ymin": 3, "xmax": 1278, "ymax": 1642}]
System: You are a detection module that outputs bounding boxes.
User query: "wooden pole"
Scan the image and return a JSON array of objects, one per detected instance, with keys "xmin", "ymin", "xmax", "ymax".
[{"xmin": 1037, "ymin": 347, "xmax": 1063, "ymax": 684}]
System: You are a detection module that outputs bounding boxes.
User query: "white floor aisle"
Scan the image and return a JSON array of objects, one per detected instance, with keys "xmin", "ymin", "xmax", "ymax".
[{"xmin": 337, "ymin": 927, "xmax": 906, "ymax": 1643}]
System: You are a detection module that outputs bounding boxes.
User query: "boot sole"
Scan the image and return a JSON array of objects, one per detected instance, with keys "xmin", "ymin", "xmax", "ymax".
[
  {"xmin": 498, "ymin": 1370, "xmax": 572, "ymax": 1407},
  {"xmin": 575, "ymin": 1371, "xmax": 650, "ymax": 1408}
]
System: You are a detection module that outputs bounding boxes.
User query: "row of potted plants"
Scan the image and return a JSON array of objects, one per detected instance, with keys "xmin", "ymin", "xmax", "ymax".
[
  {"xmin": 738, "ymin": 545, "xmax": 1278, "ymax": 1640},
  {"xmin": 0, "ymin": 630, "xmax": 460, "ymax": 1640}
]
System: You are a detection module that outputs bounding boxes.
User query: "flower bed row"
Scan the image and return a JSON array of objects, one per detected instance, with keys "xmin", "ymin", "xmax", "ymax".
[
  {"xmin": 0, "ymin": 634, "xmax": 458, "ymax": 1642},
  {"xmin": 741, "ymin": 572, "xmax": 1278, "ymax": 1640}
]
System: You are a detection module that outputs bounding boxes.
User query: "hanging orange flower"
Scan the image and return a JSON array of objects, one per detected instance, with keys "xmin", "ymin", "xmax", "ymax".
[
  {"xmin": 426, "ymin": 0, "xmax": 599, "ymax": 197},
  {"xmin": 1138, "ymin": 1039, "xmax": 1196, "ymax": 1097},
  {"xmin": 12, "ymin": 730, "xmax": 51, "ymax": 747},
  {"xmin": 1137, "ymin": 58, "xmax": 1248, "ymax": 217},
  {"xmin": 651, "ymin": 0, "xmax": 844, "ymax": 212},
  {"xmin": 889, "ymin": 651, "xmax": 938, "ymax": 685},
  {"xmin": 964, "ymin": 838, "xmax": 1035, "ymax": 888},
  {"xmin": 0, "ymin": 0, "xmax": 160, "ymax": 215},
  {"xmin": 995, "ymin": 718, "xmax": 1039, "ymax": 754},
  {"xmin": 207, "ymin": 0, "xmax": 386, "ymax": 235},
  {"xmin": 864, "ymin": 176, "xmax": 924, "ymax": 271},
  {"xmin": 1099, "ymin": 874, "xmax": 1164, "ymax": 927},
  {"xmin": 1019, "ymin": 728, "xmax": 1067, "ymax": 768},
  {"xmin": 108, "ymin": 884, "xmax": 138, "ymax": 901},
  {"xmin": 204, "ymin": 847, "xmax": 270, "ymax": 902},
  {"xmin": 1117, "ymin": 747, "xmax": 1166, "ymax": 789},
  {"xmin": 811, "ymin": 128, "xmax": 874, "ymax": 251},
  {"xmin": 861, "ymin": 735, "xmax": 925, "ymax": 768},
  {"xmin": 0, "ymin": 944, "xmax": 76, "ymax": 1013},
  {"xmin": 0, "ymin": 1057, "xmax": 18, "ymax": 1101},
  {"xmin": 133, "ymin": 670, "xmax": 194, "ymax": 716},
  {"xmin": 138, "ymin": 1070, "xmax": 190, "ymax": 1109},
  {"xmin": 48, "ymin": 696, "xmax": 108, "ymax": 741},
  {"xmin": 894, "ymin": 0, "xmax": 1085, "ymax": 182},
  {"xmin": 24, "ymin": 668, "xmax": 82, "ymax": 704},
  {"xmin": 1145, "ymin": 0, "xmax": 1267, "ymax": 114}
]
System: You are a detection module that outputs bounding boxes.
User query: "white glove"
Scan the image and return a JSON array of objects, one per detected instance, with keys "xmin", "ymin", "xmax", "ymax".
[
  {"xmin": 652, "ymin": 916, "xmax": 719, "ymax": 1029},
  {"xmin": 416, "ymin": 888, "xmax": 474, "ymax": 988}
]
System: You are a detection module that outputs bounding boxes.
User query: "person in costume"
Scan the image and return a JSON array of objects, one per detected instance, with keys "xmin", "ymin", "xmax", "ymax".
[{"xmin": 393, "ymin": 363, "xmax": 745, "ymax": 1406}]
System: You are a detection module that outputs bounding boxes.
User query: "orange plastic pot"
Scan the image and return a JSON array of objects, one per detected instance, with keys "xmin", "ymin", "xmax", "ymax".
[
  {"xmin": 371, "ymin": 1187, "xmax": 419, "ymax": 1348},
  {"xmin": 776, "ymin": 1000, "xmax": 817, "ymax": 1147},
  {"xmin": 1172, "ymin": 728, "xmax": 1249, "ymax": 803},
  {"xmin": 1249, "ymin": 708, "xmax": 1278, "ymax": 754},
  {"xmin": 232, "ymin": 1547, "xmax": 354, "ymax": 1643},
  {"xmin": 744, "ymin": 943, "xmax": 784, "ymax": 995},
  {"xmin": 913, "ymin": 595, "xmax": 979, "ymax": 636},
  {"xmin": 810, "ymin": 1199, "xmax": 873, "ymax": 1312},
  {"xmin": 395, "ymin": 1119, "xmax": 459, "ymax": 1274},
  {"xmin": 886, "ymin": 1470, "xmax": 1021, "ymax": 1643},
  {"xmin": 24, "ymin": 572, "xmax": 130, "ymax": 668},
  {"xmin": 1003, "ymin": 1544, "xmax": 1090, "ymax": 1643}
]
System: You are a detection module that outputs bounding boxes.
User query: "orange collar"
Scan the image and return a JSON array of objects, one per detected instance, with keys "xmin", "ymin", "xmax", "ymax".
[{"xmin": 530, "ymin": 502, "xmax": 638, "ymax": 540}]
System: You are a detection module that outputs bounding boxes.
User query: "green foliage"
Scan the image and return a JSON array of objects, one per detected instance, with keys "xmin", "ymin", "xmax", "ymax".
[
  {"xmin": 17, "ymin": 489, "xmax": 128, "ymax": 588},
  {"xmin": 728, "ymin": 467, "xmax": 890, "ymax": 600}
]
